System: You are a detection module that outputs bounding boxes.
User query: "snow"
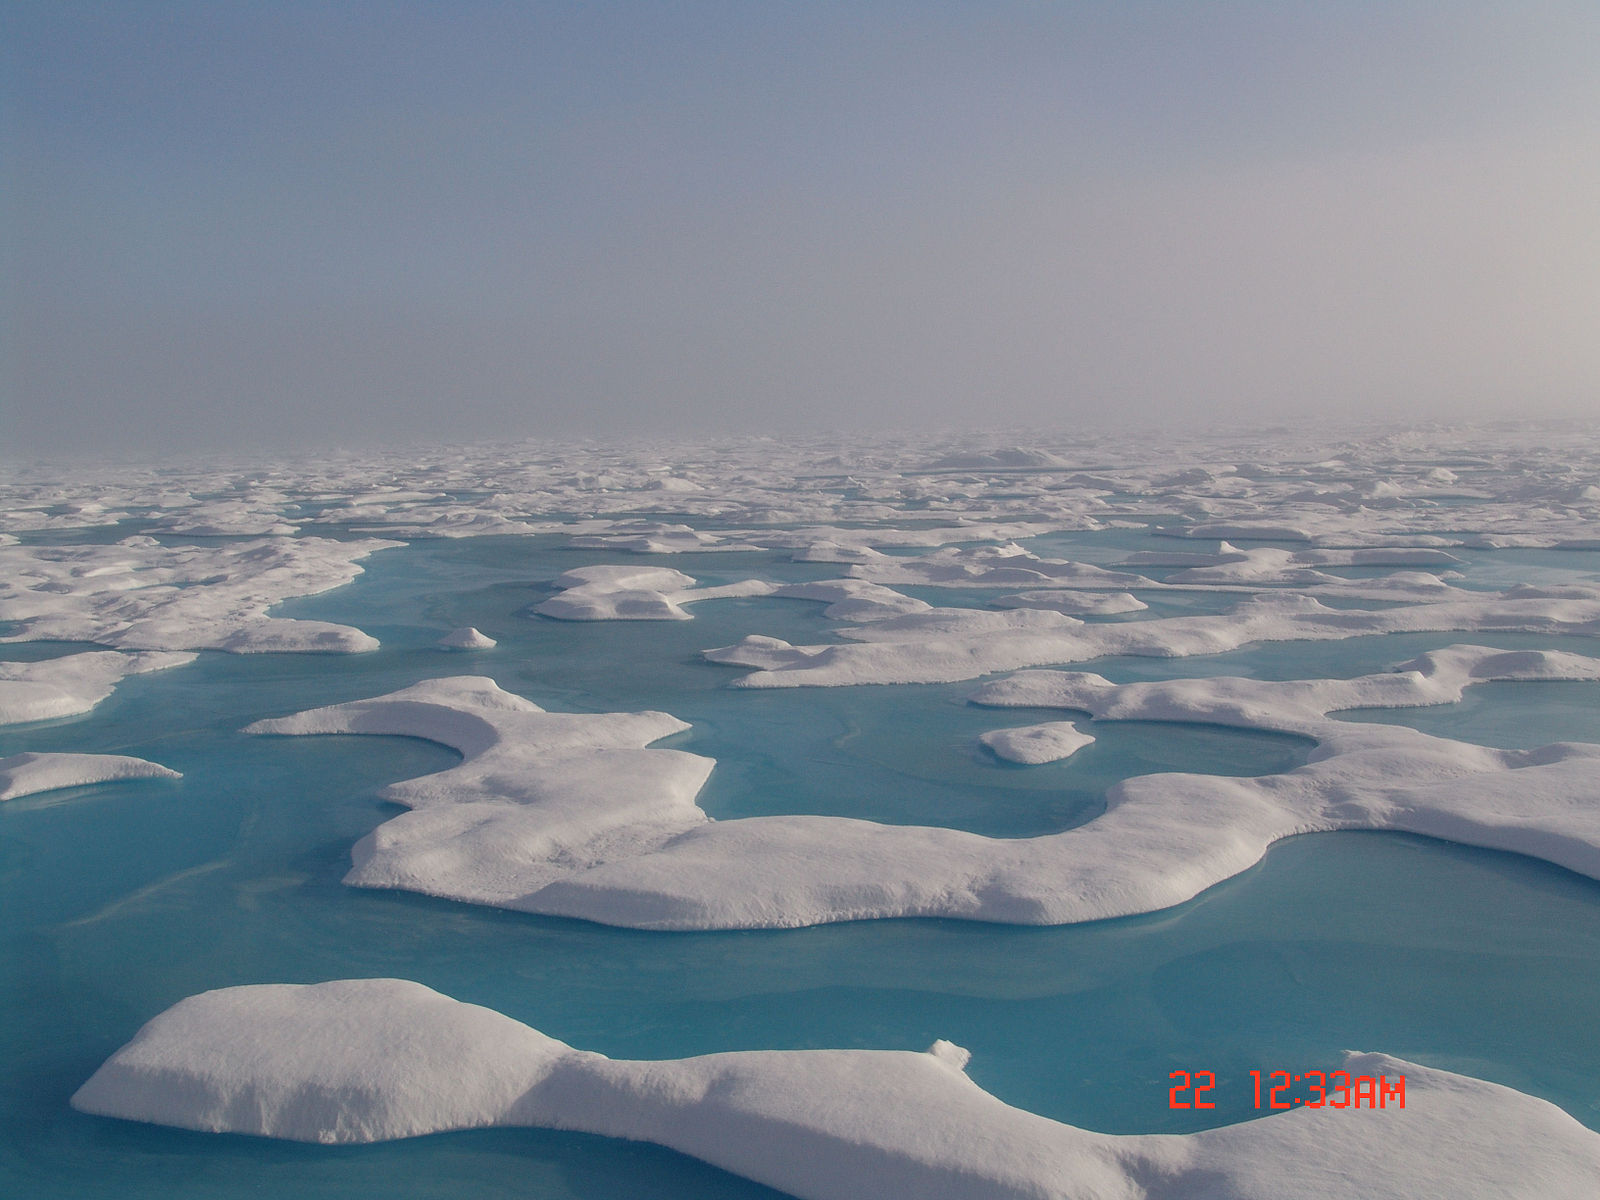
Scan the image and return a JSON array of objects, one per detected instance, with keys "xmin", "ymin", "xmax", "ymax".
[
  {"xmin": 994, "ymin": 589, "xmax": 1148, "ymax": 615},
  {"xmin": 535, "ymin": 564, "xmax": 775, "ymax": 621},
  {"xmin": 437, "ymin": 626, "xmax": 497, "ymax": 650},
  {"xmin": 0, "ymin": 536, "xmax": 394, "ymax": 653},
  {"xmin": 0, "ymin": 751, "xmax": 180, "ymax": 800},
  {"xmin": 245, "ymin": 650, "xmax": 1600, "ymax": 930},
  {"xmin": 979, "ymin": 721, "xmax": 1095, "ymax": 764},
  {"xmin": 74, "ymin": 979, "xmax": 1600, "ymax": 1199},
  {"xmin": 709, "ymin": 588, "xmax": 1600, "ymax": 688},
  {"xmin": 0, "ymin": 650, "xmax": 196, "ymax": 726},
  {"xmin": 773, "ymin": 578, "xmax": 933, "ymax": 621},
  {"xmin": 245, "ymin": 677, "xmax": 713, "ymax": 909}
]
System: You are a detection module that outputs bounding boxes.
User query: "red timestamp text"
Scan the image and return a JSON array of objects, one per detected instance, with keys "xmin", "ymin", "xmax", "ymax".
[{"xmin": 1168, "ymin": 1070, "xmax": 1405, "ymax": 1110}]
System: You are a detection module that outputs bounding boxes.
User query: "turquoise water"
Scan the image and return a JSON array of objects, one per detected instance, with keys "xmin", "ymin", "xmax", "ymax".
[{"xmin": 4, "ymin": 535, "xmax": 1600, "ymax": 1197}]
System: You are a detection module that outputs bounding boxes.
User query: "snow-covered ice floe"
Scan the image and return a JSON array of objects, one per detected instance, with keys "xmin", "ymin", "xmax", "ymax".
[
  {"xmin": 0, "ymin": 536, "xmax": 394, "ymax": 652},
  {"xmin": 0, "ymin": 650, "xmax": 196, "ymax": 726},
  {"xmin": 73, "ymin": 979, "xmax": 1600, "ymax": 1199},
  {"xmin": 534, "ymin": 565, "xmax": 774, "ymax": 621},
  {"xmin": 0, "ymin": 751, "xmax": 180, "ymax": 801},
  {"xmin": 979, "ymin": 720, "xmax": 1095, "ymax": 765},
  {"xmin": 245, "ymin": 677, "xmax": 713, "ymax": 910},
  {"xmin": 437, "ymin": 626, "xmax": 497, "ymax": 650},
  {"xmin": 709, "ymin": 584, "xmax": 1600, "ymax": 687},
  {"xmin": 246, "ymin": 651, "xmax": 1600, "ymax": 929}
]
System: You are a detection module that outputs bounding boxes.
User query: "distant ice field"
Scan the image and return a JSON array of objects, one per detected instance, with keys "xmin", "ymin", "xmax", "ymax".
[{"xmin": 4, "ymin": 429, "xmax": 1600, "ymax": 1197}]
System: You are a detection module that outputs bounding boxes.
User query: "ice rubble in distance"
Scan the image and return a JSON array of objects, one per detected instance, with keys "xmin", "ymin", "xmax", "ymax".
[
  {"xmin": 247, "ymin": 648, "xmax": 1600, "ymax": 930},
  {"xmin": 73, "ymin": 979, "xmax": 1600, "ymax": 1200},
  {"xmin": 0, "ymin": 751, "xmax": 180, "ymax": 801}
]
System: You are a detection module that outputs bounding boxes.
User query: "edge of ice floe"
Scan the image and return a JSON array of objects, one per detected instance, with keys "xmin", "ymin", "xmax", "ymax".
[
  {"xmin": 71, "ymin": 979, "xmax": 1600, "ymax": 1200},
  {"xmin": 0, "ymin": 751, "xmax": 181, "ymax": 801}
]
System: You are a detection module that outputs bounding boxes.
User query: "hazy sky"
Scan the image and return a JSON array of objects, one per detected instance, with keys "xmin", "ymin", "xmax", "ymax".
[{"xmin": 4, "ymin": 1, "xmax": 1598, "ymax": 454}]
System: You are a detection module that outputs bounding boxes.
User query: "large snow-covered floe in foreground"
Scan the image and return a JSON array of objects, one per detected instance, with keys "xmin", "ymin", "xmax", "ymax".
[
  {"xmin": 247, "ymin": 653, "xmax": 1600, "ymax": 930},
  {"xmin": 0, "ymin": 751, "xmax": 180, "ymax": 801},
  {"xmin": 73, "ymin": 979, "xmax": 1600, "ymax": 1199},
  {"xmin": 0, "ymin": 650, "xmax": 196, "ymax": 726},
  {"xmin": 0, "ymin": 536, "xmax": 394, "ymax": 652},
  {"xmin": 534, "ymin": 565, "xmax": 774, "ymax": 620}
]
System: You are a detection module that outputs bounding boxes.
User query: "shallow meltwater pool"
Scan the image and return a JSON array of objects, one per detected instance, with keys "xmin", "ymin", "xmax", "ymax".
[{"xmin": 5, "ymin": 529, "xmax": 1600, "ymax": 1198}]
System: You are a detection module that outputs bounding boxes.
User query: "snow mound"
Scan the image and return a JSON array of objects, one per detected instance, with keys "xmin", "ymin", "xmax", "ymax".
[
  {"xmin": 437, "ymin": 626, "xmax": 497, "ymax": 650},
  {"xmin": 75, "ymin": 980, "xmax": 1600, "ymax": 1199},
  {"xmin": 979, "ymin": 721, "xmax": 1095, "ymax": 764}
]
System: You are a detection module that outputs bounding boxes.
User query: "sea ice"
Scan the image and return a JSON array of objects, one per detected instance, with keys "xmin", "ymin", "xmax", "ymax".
[
  {"xmin": 0, "ymin": 751, "xmax": 180, "ymax": 801},
  {"xmin": 994, "ymin": 590, "xmax": 1149, "ymax": 615},
  {"xmin": 709, "ymin": 587, "xmax": 1600, "ymax": 688},
  {"xmin": 437, "ymin": 626, "xmax": 497, "ymax": 650},
  {"xmin": 535, "ymin": 565, "xmax": 774, "ymax": 621},
  {"xmin": 246, "ymin": 677, "xmax": 713, "ymax": 908},
  {"xmin": 73, "ymin": 979, "xmax": 1600, "ymax": 1199},
  {"xmin": 0, "ymin": 650, "xmax": 196, "ymax": 726},
  {"xmin": 246, "ymin": 651, "xmax": 1600, "ymax": 930},
  {"xmin": 0, "ymin": 537, "xmax": 394, "ymax": 652},
  {"xmin": 979, "ymin": 721, "xmax": 1095, "ymax": 764}
]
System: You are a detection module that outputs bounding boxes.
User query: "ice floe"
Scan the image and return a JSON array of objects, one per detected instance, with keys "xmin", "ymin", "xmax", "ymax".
[
  {"xmin": 245, "ymin": 677, "xmax": 713, "ymax": 909},
  {"xmin": 710, "ymin": 586, "xmax": 1600, "ymax": 688},
  {"xmin": 245, "ymin": 651, "xmax": 1600, "ymax": 930},
  {"xmin": 772, "ymin": 578, "xmax": 933, "ymax": 621},
  {"xmin": 979, "ymin": 721, "xmax": 1095, "ymax": 765},
  {"xmin": 0, "ymin": 650, "xmax": 196, "ymax": 726},
  {"xmin": 0, "ymin": 537, "xmax": 394, "ymax": 652},
  {"xmin": 437, "ymin": 626, "xmax": 497, "ymax": 650},
  {"xmin": 535, "ymin": 565, "xmax": 774, "ymax": 621},
  {"xmin": 993, "ymin": 589, "xmax": 1149, "ymax": 615},
  {"xmin": 0, "ymin": 751, "xmax": 180, "ymax": 801},
  {"xmin": 74, "ymin": 979, "xmax": 1600, "ymax": 1199}
]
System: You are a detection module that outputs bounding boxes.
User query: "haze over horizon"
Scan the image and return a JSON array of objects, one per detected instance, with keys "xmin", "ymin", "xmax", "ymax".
[{"xmin": 4, "ymin": 1, "xmax": 1598, "ymax": 457}]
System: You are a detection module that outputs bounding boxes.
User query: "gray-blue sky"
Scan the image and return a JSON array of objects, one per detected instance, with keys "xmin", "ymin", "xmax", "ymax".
[{"xmin": 4, "ymin": 1, "xmax": 1598, "ymax": 453}]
